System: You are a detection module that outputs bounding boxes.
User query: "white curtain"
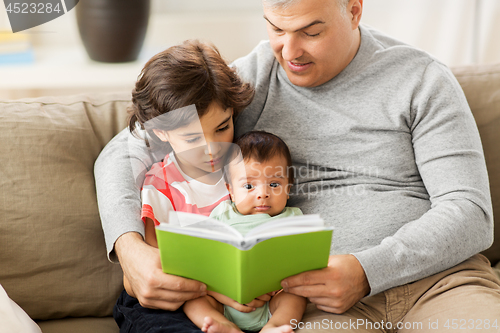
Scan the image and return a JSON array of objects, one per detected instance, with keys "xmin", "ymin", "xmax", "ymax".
[
  {"xmin": 0, "ymin": 5, "xmax": 9, "ymax": 31},
  {"xmin": 363, "ymin": 0, "xmax": 500, "ymax": 66},
  {"xmin": 477, "ymin": 0, "xmax": 500, "ymax": 64}
]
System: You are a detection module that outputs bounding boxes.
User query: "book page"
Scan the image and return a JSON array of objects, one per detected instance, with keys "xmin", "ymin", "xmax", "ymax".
[
  {"xmin": 158, "ymin": 212, "xmax": 331, "ymax": 251},
  {"xmin": 157, "ymin": 211, "xmax": 243, "ymax": 243},
  {"xmin": 239, "ymin": 215, "xmax": 329, "ymax": 250},
  {"xmin": 245, "ymin": 214, "xmax": 324, "ymax": 237}
]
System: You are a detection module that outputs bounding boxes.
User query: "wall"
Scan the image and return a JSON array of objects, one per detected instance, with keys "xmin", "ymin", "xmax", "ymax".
[
  {"xmin": 0, "ymin": 0, "xmax": 498, "ymax": 99},
  {"xmin": 0, "ymin": 0, "xmax": 499, "ymax": 65}
]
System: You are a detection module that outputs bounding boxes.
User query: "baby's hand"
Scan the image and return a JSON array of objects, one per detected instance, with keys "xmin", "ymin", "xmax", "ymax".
[
  {"xmin": 244, "ymin": 290, "xmax": 281, "ymax": 308},
  {"xmin": 207, "ymin": 291, "xmax": 255, "ymax": 313}
]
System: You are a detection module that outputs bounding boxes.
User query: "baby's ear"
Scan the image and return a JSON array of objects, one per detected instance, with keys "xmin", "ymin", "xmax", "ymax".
[
  {"xmin": 152, "ymin": 129, "xmax": 169, "ymax": 142},
  {"xmin": 225, "ymin": 183, "xmax": 234, "ymax": 200}
]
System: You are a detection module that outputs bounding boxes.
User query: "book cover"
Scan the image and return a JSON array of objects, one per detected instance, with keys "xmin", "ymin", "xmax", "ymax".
[{"xmin": 156, "ymin": 212, "xmax": 333, "ymax": 304}]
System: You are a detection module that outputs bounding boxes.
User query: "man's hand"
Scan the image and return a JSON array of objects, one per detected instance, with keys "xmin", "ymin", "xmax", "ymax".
[
  {"xmin": 116, "ymin": 232, "xmax": 207, "ymax": 311},
  {"xmin": 281, "ymin": 254, "xmax": 370, "ymax": 314}
]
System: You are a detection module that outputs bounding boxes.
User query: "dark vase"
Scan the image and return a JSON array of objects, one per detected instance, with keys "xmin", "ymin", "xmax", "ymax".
[{"xmin": 76, "ymin": 0, "xmax": 150, "ymax": 63}]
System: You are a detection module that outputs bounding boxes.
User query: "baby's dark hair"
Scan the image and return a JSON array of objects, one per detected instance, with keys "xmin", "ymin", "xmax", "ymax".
[
  {"xmin": 225, "ymin": 131, "xmax": 294, "ymax": 184},
  {"xmin": 128, "ymin": 40, "xmax": 254, "ymax": 136}
]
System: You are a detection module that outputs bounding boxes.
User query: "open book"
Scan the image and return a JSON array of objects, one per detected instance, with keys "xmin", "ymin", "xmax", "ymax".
[{"xmin": 156, "ymin": 212, "xmax": 333, "ymax": 304}]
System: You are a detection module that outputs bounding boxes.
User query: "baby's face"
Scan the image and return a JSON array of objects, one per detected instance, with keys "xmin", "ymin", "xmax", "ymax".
[{"xmin": 227, "ymin": 155, "xmax": 291, "ymax": 216}]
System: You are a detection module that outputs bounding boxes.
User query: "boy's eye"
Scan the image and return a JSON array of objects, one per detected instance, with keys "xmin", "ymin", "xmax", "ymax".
[
  {"xmin": 243, "ymin": 184, "xmax": 254, "ymax": 190},
  {"xmin": 269, "ymin": 182, "xmax": 281, "ymax": 188},
  {"xmin": 185, "ymin": 136, "xmax": 201, "ymax": 144},
  {"xmin": 217, "ymin": 124, "xmax": 230, "ymax": 132}
]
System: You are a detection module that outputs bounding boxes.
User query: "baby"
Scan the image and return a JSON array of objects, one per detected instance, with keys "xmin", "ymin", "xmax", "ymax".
[{"xmin": 183, "ymin": 131, "xmax": 307, "ymax": 333}]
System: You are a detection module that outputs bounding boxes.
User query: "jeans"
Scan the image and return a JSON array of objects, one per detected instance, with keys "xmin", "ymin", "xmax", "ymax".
[{"xmin": 114, "ymin": 290, "xmax": 259, "ymax": 333}]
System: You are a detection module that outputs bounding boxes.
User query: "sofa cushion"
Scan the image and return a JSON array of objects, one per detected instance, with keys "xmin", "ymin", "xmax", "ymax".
[
  {"xmin": 0, "ymin": 93, "xmax": 130, "ymax": 320},
  {"xmin": 37, "ymin": 317, "xmax": 119, "ymax": 333},
  {"xmin": 452, "ymin": 63, "xmax": 500, "ymax": 266}
]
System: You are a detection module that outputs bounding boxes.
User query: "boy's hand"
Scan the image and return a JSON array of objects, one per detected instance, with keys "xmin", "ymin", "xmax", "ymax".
[
  {"xmin": 116, "ymin": 232, "xmax": 207, "ymax": 311},
  {"xmin": 281, "ymin": 254, "xmax": 370, "ymax": 314}
]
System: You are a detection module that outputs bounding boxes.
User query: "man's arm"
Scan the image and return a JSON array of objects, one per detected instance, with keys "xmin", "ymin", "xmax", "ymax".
[
  {"xmin": 94, "ymin": 128, "xmax": 206, "ymax": 309},
  {"xmin": 354, "ymin": 61, "xmax": 493, "ymax": 294},
  {"xmin": 94, "ymin": 128, "xmax": 150, "ymax": 261},
  {"xmin": 282, "ymin": 61, "xmax": 493, "ymax": 311}
]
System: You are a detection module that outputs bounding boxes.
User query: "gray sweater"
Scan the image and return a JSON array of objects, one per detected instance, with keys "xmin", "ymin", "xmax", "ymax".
[{"xmin": 94, "ymin": 25, "xmax": 493, "ymax": 296}]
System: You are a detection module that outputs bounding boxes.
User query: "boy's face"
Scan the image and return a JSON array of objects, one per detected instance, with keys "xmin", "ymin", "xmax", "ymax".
[
  {"xmin": 227, "ymin": 155, "xmax": 291, "ymax": 217},
  {"xmin": 153, "ymin": 102, "xmax": 234, "ymax": 179}
]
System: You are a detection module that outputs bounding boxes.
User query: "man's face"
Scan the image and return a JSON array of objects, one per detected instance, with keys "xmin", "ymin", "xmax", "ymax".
[{"xmin": 263, "ymin": 0, "xmax": 362, "ymax": 87}]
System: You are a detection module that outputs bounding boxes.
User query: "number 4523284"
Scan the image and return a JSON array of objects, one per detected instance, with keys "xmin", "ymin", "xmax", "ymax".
[
  {"xmin": 6, "ymin": 2, "xmax": 62, "ymax": 14},
  {"xmin": 444, "ymin": 319, "xmax": 498, "ymax": 330}
]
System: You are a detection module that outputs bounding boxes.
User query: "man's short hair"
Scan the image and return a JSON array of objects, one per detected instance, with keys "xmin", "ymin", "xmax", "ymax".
[{"xmin": 263, "ymin": 0, "xmax": 349, "ymax": 11}]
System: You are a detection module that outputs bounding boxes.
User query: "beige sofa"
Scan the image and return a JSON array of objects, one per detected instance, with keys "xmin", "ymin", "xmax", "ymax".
[{"xmin": 0, "ymin": 63, "xmax": 499, "ymax": 333}]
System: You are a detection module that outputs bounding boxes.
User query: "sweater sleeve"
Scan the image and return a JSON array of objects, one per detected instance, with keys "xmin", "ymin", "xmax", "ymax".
[
  {"xmin": 94, "ymin": 128, "xmax": 168, "ymax": 262},
  {"xmin": 353, "ymin": 61, "xmax": 494, "ymax": 295}
]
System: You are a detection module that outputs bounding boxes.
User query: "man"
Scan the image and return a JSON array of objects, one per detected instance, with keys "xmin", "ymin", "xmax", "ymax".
[{"xmin": 95, "ymin": 0, "xmax": 500, "ymax": 331}]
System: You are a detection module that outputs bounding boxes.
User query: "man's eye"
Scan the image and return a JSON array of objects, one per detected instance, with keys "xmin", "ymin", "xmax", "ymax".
[
  {"xmin": 243, "ymin": 184, "xmax": 254, "ymax": 190},
  {"xmin": 186, "ymin": 137, "xmax": 201, "ymax": 144},
  {"xmin": 305, "ymin": 32, "xmax": 320, "ymax": 37},
  {"xmin": 269, "ymin": 182, "xmax": 281, "ymax": 188}
]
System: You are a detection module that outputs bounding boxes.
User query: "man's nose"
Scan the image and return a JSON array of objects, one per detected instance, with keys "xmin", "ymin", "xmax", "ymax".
[{"xmin": 281, "ymin": 34, "xmax": 303, "ymax": 61}]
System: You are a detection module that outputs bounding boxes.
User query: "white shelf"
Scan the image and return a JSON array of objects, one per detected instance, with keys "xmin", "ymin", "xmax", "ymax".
[
  {"xmin": 0, "ymin": 10, "xmax": 268, "ymax": 99},
  {"xmin": 0, "ymin": 46, "xmax": 158, "ymax": 98}
]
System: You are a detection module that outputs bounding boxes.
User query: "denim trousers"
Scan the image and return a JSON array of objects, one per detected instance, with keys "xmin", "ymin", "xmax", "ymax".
[{"xmin": 113, "ymin": 290, "xmax": 259, "ymax": 333}]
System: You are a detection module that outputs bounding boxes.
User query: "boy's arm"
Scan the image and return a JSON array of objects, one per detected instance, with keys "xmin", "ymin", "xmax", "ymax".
[{"xmin": 95, "ymin": 128, "xmax": 206, "ymax": 310}]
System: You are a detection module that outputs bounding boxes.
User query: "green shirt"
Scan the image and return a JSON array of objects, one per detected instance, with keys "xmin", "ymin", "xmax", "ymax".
[{"xmin": 209, "ymin": 200, "xmax": 303, "ymax": 236}]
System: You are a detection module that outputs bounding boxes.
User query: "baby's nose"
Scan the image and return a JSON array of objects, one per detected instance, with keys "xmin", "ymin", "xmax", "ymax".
[{"xmin": 256, "ymin": 186, "xmax": 270, "ymax": 199}]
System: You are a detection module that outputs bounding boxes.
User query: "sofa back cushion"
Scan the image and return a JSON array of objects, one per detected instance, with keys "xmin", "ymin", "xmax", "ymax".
[
  {"xmin": 0, "ymin": 64, "xmax": 498, "ymax": 322},
  {"xmin": 0, "ymin": 93, "xmax": 130, "ymax": 320},
  {"xmin": 452, "ymin": 63, "xmax": 500, "ymax": 266}
]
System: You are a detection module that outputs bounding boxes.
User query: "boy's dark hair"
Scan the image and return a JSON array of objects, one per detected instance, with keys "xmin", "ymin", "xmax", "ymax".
[
  {"xmin": 128, "ymin": 40, "xmax": 254, "ymax": 134},
  {"xmin": 225, "ymin": 131, "xmax": 294, "ymax": 184}
]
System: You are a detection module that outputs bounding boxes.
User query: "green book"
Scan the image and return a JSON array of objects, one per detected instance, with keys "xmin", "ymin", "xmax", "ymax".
[{"xmin": 156, "ymin": 212, "xmax": 333, "ymax": 304}]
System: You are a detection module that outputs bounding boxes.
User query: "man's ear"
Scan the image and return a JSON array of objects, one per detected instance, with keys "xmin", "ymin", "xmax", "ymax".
[
  {"xmin": 349, "ymin": 0, "xmax": 363, "ymax": 28},
  {"xmin": 152, "ymin": 129, "xmax": 169, "ymax": 142}
]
